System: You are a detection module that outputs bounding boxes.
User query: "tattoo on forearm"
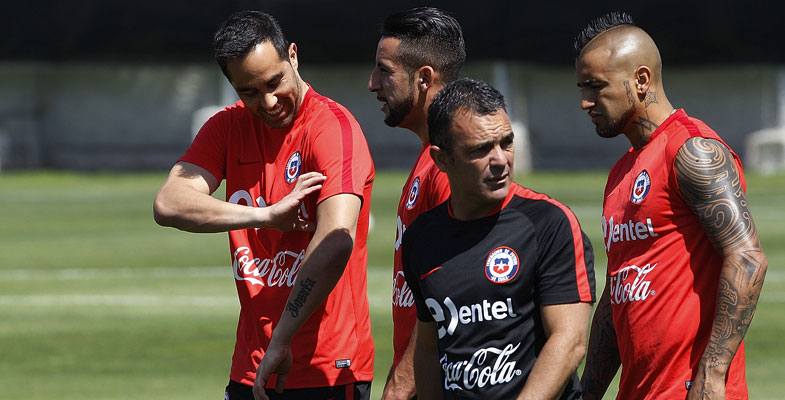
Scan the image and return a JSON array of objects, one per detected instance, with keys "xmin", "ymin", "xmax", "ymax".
[
  {"xmin": 644, "ymin": 91, "xmax": 658, "ymax": 107},
  {"xmin": 286, "ymin": 278, "xmax": 317, "ymax": 317},
  {"xmin": 674, "ymin": 137, "xmax": 767, "ymax": 373},
  {"xmin": 582, "ymin": 292, "xmax": 620, "ymax": 399}
]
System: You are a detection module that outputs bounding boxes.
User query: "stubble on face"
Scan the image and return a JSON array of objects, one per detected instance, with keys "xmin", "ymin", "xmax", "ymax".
[
  {"xmin": 596, "ymin": 104, "xmax": 635, "ymax": 138},
  {"xmin": 383, "ymin": 73, "xmax": 416, "ymax": 127}
]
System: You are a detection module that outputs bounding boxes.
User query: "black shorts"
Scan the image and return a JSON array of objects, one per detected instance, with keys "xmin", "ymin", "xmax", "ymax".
[{"xmin": 225, "ymin": 380, "xmax": 371, "ymax": 400}]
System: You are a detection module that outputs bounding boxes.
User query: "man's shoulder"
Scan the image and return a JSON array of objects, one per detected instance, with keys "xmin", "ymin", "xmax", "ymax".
[
  {"xmin": 302, "ymin": 87, "xmax": 360, "ymax": 125},
  {"xmin": 505, "ymin": 184, "xmax": 578, "ymax": 228}
]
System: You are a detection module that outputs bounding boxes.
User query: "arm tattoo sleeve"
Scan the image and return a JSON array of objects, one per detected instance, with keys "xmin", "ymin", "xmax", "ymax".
[
  {"xmin": 674, "ymin": 137, "xmax": 767, "ymax": 370},
  {"xmin": 581, "ymin": 285, "xmax": 620, "ymax": 399}
]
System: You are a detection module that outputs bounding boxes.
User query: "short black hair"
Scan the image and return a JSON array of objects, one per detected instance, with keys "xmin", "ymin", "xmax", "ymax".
[
  {"xmin": 574, "ymin": 11, "xmax": 636, "ymax": 55},
  {"xmin": 428, "ymin": 78, "xmax": 506, "ymax": 153},
  {"xmin": 381, "ymin": 7, "xmax": 465, "ymax": 83},
  {"xmin": 213, "ymin": 11, "xmax": 290, "ymax": 79}
]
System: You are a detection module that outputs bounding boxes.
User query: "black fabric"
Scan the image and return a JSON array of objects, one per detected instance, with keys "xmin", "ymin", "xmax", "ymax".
[{"xmin": 402, "ymin": 185, "xmax": 594, "ymax": 399}]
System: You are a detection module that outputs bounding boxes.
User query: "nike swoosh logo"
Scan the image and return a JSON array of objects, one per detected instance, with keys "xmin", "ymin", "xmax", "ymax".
[
  {"xmin": 238, "ymin": 160, "xmax": 259, "ymax": 165},
  {"xmin": 419, "ymin": 266, "xmax": 442, "ymax": 280}
]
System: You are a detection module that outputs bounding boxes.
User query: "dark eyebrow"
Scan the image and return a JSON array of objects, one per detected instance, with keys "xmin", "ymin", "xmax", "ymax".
[{"xmin": 266, "ymin": 72, "xmax": 284, "ymax": 85}]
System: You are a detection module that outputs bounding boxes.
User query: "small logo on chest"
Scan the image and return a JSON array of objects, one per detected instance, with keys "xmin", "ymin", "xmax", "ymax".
[
  {"xmin": 485, "ymin": 246, "xmax": 519, "ymax": 284},
  {"xmin": 630, "ymin": 170, "xmax": 651, "ymax": 204},
  {"xmin": 285, "ymin": 151, "xmax": 302, "ymax": 183},
  {"xmin": 406, "ymin": 177, "xmax": 420, "ymax": 210}
]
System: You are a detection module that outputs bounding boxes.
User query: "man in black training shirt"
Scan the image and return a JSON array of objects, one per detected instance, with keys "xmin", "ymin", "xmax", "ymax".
[{"xmin": 402, "ymin": 78, "xmax": 596, "ymax": 399}]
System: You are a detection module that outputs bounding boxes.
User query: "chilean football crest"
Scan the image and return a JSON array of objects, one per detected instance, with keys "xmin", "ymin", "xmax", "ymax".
[
  {"xmin": 631, "ymin": 170, "xmax": 651, "ymax": 204},
  {"xmin": 405, "ymin": 177, "xmax": 420, "ymax": 210},
  {"xmin": 485, "ymin": 246, "xmax": 519, "ymax": 284},
  {"xmin": 285, "ymin": 151, "xmax": 302, "ymax": 183}
]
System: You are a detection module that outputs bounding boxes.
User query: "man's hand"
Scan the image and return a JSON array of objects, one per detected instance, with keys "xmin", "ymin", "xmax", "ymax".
[
  {"xmin": 266, "ymin": 171, "xmax": 326, "ymax": 231},
  {"xmin": 252, "ymin": 340, "xmax": 293, "ymax": 400},
  {"xmin": 687, "ymin": 367, "xmax": 726, "ymax": 399}
]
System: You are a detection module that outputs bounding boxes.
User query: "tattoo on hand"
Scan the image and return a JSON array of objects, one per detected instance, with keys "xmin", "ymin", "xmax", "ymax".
[{"xmin": 286, "ymin": 278, "xmax": 316, "ymax": 317}]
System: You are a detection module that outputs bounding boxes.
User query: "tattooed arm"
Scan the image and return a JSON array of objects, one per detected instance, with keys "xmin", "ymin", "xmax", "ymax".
[
  {"xmin": 253, "ymin": 193, "xmax": 362, "ymax": 400},
  {"xmin": 674, "ymin": 138, "xmax": 768, "ymax": 400},
  {"xmin": 580, "ymin": 282, "xmax": 621, "ymax": 400}
]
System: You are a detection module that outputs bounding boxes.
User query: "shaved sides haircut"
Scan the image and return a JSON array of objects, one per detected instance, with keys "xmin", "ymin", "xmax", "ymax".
[
  {"xmin": 381, "ymin": 7, "xmax": 466, "ymax": 82},
  {"xmin": 574, "ymin": 11, "xmax": 636, "ymax": 55}
]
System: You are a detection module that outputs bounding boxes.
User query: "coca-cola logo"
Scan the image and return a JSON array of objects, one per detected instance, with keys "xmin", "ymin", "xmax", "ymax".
[
  {"xmin": 609, "ymin": 263, "xmax": 657, "ymax": 304},
  {"xmin": 392, "ymin": 270, "xmax": 415, "ymax": 308},
  {"xmin": 232, "ymin": 246, "xmax": 306, "ymax": 287},
  {"xmin": 441, "ymin": 342, "xmax": 523, "ymax": 391}
]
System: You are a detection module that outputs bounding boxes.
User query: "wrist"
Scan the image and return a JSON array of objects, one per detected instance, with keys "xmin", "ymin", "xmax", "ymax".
[
  {"xmin": 698, "ymin": 358, "xmax": 731, "ymax": 377},
  {"xmin": 254, "ymin": 206, "xmax": 272, "ymax": 228}
]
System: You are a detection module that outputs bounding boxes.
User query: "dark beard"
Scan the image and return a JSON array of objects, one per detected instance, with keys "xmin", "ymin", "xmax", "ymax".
[
  {"xmin": 383, "ymin": 91, "xmax": 415, "ymax": 127},
  {"xmin": 596, "ymin": 106, "xmax": 635, "ymax": 138}
]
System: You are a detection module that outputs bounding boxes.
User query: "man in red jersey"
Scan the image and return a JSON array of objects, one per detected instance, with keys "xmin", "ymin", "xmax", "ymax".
[
  {"xmin": 575, "ymin": 12, "xmax": 768, "ymax": 400},
  {"xmin": 154, "ymin": 11, "xmax": 374, "ymax": 400},
  {"xmin": 404, "ymin": 78, "xmax": 595, "ymax": 399},
  {"xmin": 368, "ymin": 7, "xmax": 465, "ymax": 400}
]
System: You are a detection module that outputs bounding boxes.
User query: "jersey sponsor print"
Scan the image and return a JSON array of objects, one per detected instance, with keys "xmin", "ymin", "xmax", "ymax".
[
  {"xmin": 441, "ymin": 342, "xmax": 523, "ymax": 392},
  {"xmin": 426, "ymin": 295, "xmax": 521, "ymax": 392}
]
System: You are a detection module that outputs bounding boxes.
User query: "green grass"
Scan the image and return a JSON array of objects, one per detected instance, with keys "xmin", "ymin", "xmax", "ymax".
[{"xmin": 0, "ymin": 170, "xmax": 782, "ymax": 399}]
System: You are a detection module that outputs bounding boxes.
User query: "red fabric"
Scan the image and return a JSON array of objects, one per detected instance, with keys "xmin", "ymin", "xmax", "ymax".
[
  {"xmin": 180, "ymin": 86, "xmax": 375, "ymax": 388},
  {"xmin": 603, "ymin": 109, "xmax": 747, "ymax": 399},
  {"xmin": 391, "ymin": 144, "xmax": 450, "ymax": 367}
]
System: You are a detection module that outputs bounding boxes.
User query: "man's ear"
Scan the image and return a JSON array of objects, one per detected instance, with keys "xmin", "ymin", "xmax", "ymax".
[
  {"xmin": 416, "ymin": 66, "xmax": 436, "ymax": 91},
  {"xmin": 429, "ymin": 144, "xmax": 449, "ymax": 172},
  {"xmin": 288, "ymin": 43, "xmax": 299, "ymax": 70},
  {"xmin": 635, "ymin": 65, "xmax": 652, "ymax": 95}
]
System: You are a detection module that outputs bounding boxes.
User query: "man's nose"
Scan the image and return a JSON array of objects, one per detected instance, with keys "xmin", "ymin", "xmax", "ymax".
[
  {"xmin": 368, "ymin": 69, "xmax": 380, "ymax": 92},
  {"xmin": 263, "ymin": 92, "xmax": 278, "ymax": 109}
]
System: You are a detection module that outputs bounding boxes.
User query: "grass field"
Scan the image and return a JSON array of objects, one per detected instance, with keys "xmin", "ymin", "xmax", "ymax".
[{"xmin": 0, "ymin": 170, "xmax": 782, "ymax": 399}]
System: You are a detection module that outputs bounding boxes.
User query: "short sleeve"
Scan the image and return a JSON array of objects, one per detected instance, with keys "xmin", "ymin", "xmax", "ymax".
[
  {"xmin": 306, "ymin": 105, "xmax": 373, "ymax": 204},
  {"xmin": 535, "ymin": 204, "xmax": 596, "ymax": 305},
  {"xmin": 178, "ymin": 110, "xmax": 229, "ymax": 182},
  {"xmin": 402, "ymin": 226, "xmax": 434, "ymax": 322}
]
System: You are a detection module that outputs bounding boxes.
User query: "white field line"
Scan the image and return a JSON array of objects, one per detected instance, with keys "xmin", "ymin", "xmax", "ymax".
[
  {"xmin": 0, "ymin": 266, "xmax": 227, "ymax": 281},
  {"xmin": 0, "ymin": 266, "xmax": 394, "ymax": 308},
  {"xmin": 0, "ymin": 267, "xmax": 780, "ymax": 306},
  {"xmin": 0, "ymin": 294, "xmax": 238, "ymax": 307}
]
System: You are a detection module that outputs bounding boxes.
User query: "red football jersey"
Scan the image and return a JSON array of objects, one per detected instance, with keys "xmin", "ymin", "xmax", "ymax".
[
  {"xmin": 602, "ymin": 109, "xmax": 747, "ymax": 399},
  {"xmin": 391, "ymin": 143, "xmax": 450, "ymax": 367},
  {"xmin": 179, "ymin": 86, "xmax": 375, "ymax": 388}
]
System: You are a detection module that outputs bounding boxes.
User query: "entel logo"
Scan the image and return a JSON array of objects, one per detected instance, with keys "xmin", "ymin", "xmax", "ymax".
[
  {"xmin": 425, "ymin": 296, "xmax": 518, "ymax": 339},
  {"xmin": 602, "ymin": 215, "xmax": 658, "ymax": 251}
]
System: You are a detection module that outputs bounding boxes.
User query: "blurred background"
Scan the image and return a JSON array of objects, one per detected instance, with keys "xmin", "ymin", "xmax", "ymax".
[
  {"xmin": 2, "ymin": 0, "xmax": 785, "ymax": 173},
  {"xmin": 1, "ymin": 1, "xmax": 784, "ymax": 399}
]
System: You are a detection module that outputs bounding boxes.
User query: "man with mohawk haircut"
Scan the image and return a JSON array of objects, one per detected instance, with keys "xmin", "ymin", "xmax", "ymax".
[{"xmin": 575, "ymin": 11, "xmax": 767, "ymax": 400}]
